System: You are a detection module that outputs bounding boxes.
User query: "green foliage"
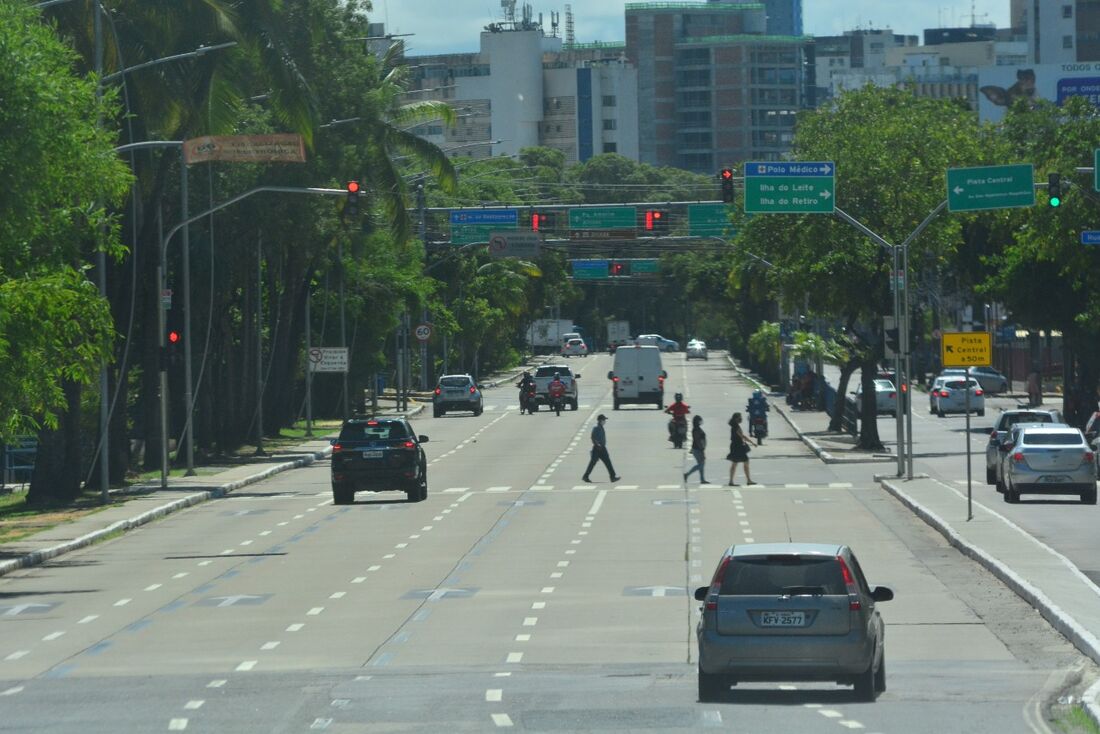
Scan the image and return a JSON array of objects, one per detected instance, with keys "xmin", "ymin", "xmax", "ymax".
[
  {"xmin": 790, "ymin": 331, "xmax": 848, "ymax": 365},
  {"xmin": 747, "ymin": 322, "xmax": 781, "ymax": 367}
]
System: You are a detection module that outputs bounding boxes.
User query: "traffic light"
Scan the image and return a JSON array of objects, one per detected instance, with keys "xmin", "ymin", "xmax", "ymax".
[
  {"xmin": 344, "ymin": 180, "xmax": 361, "ymax": 218},
  {"xmin": 1047, "ymin": 172, "xmax": 1061, "ymax": 208},
  {"xmin": 644, "ymin": 209, "xmax": 669, "ymax": 234},
  {"xmin": 884, "ymin": 327, "xmax": 900, "ymax": 355},
  {"xmin": 609, "ymin": 260, "xmax": 629, "ymax": 277},
  {"xmin": 162, "ymin": 328, "xmax": 182, "ymax": 369},
  {"xmin": 531, "ymin": 211, "xmax": 557, "ymax": 232},
  {"xmin": 719, "ymin": 168, "xmax": 734, "ymax": 203}
]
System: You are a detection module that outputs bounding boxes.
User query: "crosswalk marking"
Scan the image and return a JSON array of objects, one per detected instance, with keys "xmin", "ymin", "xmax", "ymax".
[{"xmin": 426, "ymin": 483, "xmax": 866, "ymax": 495}]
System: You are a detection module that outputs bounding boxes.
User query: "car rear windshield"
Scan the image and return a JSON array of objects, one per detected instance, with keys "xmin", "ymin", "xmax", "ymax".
[
  {"xmin": 719, "ymin": 556, "xmax": 846, "ymax": 596},
  {"xmin": 945, "ymin": 380, "xmax": 978, "ymax": 390},
  {"xmin": 567, "ymin": 339, "xmax": 582, "ymax": 345},
  {"xmin": 340, "ymin": 422, "xmax": 409, "ymax": 441},
  {"xmin": 536, "ymin": 366, "xmax": 569, "ymax": 377},
  {"xmin": 1002, "ymin": 413, "xmax": 1053, "ymax": 428},
  {"xmin": 1021, "ymin": 432, "xmax": 1083, "ymax": 446},
  {"xmin": 439, "ymin": 376, "xmax": 471, "ymax": 387}
]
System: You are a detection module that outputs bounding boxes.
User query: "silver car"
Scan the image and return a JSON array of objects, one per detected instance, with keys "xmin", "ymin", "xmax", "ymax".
[
  {"xmin": 932, "ymin": 377, "xmax": 985, "ymax": 417},
  {"xmin": 854, "ymin": 379, "xmax": 898, "ymax": 416},
  {"xmin": 999, "ymin": 424, "xmax": 1096, "ymax": 504},
  {"xmin": 695, "ymin": 543, "xmax": 893, "ymax": 702},
  {"xmin": 432, "ymin": 374, "xmax": 483, "ymax": 417},
  {"xmin": 984, "ymin": 409, "xmax": 1062, "ymax": 484},
  {"xmin": 686, "ymin": 339, "xmax": 708, "ymax": 360}
]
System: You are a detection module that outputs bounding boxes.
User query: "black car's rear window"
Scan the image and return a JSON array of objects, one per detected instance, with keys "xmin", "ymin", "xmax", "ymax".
[
  {"xmin": 439, "ymin": 376, "xmax": 471, "ymax": 388},
  {"xmin": 720, "ymin": 556, "xmax": 845, "ymax": 596},
  {"xmin": 340, "ymin": 422, "xmax": 409, "ymax": 441},
  {"xmin": 1021, "ymin": 432, "xmax": 1083, "ymax": 446}
]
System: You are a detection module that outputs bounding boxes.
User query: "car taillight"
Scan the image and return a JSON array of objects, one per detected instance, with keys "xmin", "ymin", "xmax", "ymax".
[
  {"xmin": 889, "ymin": 392, "xmax": 896, "ymax": 399},
  {"xmin": 612, "ymin": 376, "xmax": 619, "ymax": 382},
  {"xmin": 1012, "ymin": 451, "xmax": 1025, "ymax": 462},
  {"xmin": 434, "ymin": 387, "xmax": 441, "ymax": 395},
  {"xmin": 974, "ymin": 389, "xmax": 983, "ymax": 396},
  {"xmin": 469, "ymin": 386, "xmax": 477, "ymax": 394},
  {"xmin": 704, "ymin": 555, "xmax": 731, "ymax": 611},
  {"xmin": 402, "ymin": 440, "xmax": 416, "ymax": 449},
  {"xmin": 837, "ymin": 556, "xmax": 861, "ymax": 611},
  {"xmin": 939, "ymin": 390, "xmax": 950, "ymax": 397},
  {"xmin": 367, "ymin": 420, "xmax": 379, "ymax": 426},
  {"xmin": 1085, "ymin": 452, "xmax": 1094, "ymax": 464},
  {"xmin": 990, "ymin": 430, "xmax": 998, "ymax": 438},
  {"xmin": 332, "ymin": 443, "xmax": 343, "ymax": 453}
]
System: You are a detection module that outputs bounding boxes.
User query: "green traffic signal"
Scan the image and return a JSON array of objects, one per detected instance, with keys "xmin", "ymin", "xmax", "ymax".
[{"xmin": 1048, "ymin": 173, "xmax": 1061, "ymax": 208}]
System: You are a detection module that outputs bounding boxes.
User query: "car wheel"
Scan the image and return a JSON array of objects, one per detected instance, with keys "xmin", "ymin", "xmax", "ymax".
[
  {"xmin": 613, "ymin": 398, "xmax": 620, "ymax": 410},
  {"xmin": 937, "ymin": 408, "xmax": 945, "ymax": 418},
  {"xmin": 995, "ymin": 477, "xmax": 1005, "ymax": 493},
  {"xmin": 874, "ymin": 654, "xmax": 887, "ymax": 694},
  {"xmin": 697, "ymin": 670, "xmax": 727, "ymax": 702},
  {"xmin": 433, "ymin": 407, "xmax": 442, "ymax": 418},
  {"xmin": 853, "ymin": 659, "xmax": 878, "ymax": 702},
  {"xmin": 332, "ymin": 485, "xmax": 354, "ymax": 505},
  {"xmin": 1082, "ymin": 487, "xmax": 1097, "ymax": 505},
  {"xmin": 474, "ymin": 406, "xmax": 483, "ymax": 417},
  {"xmin": 531, "ymin": 403, "xmax": 538, "ymax": 412},
  {"xmin": 570, "ymin": 399, "xmax": 578, "ymax": 411},
  {"xmin": 999, "ymin": 382, "xmax": 1008, "ymax": 393},
  {"xmin": 985, "ymin": 467, "xmax": 996, "ymax": 485},
  {"xmin": 1005, "ymin": 483, "xmax": 1019, "ymax": 503}
]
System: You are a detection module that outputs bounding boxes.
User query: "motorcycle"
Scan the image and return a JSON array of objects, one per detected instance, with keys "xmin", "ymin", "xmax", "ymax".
[
  {"xmin": 519, "ymin": 385, "xmax": 537, "ymax": 414},
  {"xmin": 668, "ymin": 417, "xmax": 688, "ymax": 449},
  {"xmin": 548, "ymin": 392, "xmax": 564, "ymax": 416},
  {"xmin": 748, "ymin": 412, "xmax": 768, "ymax": 445}
]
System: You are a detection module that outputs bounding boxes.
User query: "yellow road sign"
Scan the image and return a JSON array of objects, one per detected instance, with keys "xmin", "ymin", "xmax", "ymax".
[{"xmin": 941, "ymin": 331, "xmax": 992, "ymax": 367}]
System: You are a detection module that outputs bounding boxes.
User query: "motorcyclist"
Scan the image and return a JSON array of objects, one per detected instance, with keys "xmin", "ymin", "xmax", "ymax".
[
  {"xmin": 665, "ymin": 393, "xmax": 691, "ymax": 443},
  {"xmin": 516, "ymin": 371, "xmax": 536, "ymax": 414},
  {"xmin": 746, "ymin": 389, "xmax": 769, "ymax": 445},
  {"xmin": 547, "ymin": 373, "xmax": 567, "ymax": 410}
]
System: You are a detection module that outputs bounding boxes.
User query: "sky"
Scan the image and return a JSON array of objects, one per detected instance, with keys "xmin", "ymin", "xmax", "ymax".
[{"xmin": 371, "ymin": 0, "xmax": 1012, "ymax": 56}]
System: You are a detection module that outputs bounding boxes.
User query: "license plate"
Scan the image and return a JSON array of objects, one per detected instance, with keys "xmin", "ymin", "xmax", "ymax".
[
  {"xmin": 760, "ymin": 611, "xmax": 805, "ymax": 627},
  {"xmin": 1038, "ymin": 475, "xmax": 1067, "ymax": 483},
  {"xmin": 362, "ymin": 450, "xmax": 384, "ymax": 459}
]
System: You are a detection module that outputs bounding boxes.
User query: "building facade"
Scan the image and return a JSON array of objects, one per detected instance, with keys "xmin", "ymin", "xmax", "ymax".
[
  {"xmin": 1015, "ymin": 0, "xmax": 1100, "ymax": 63},
  {"xmin": 625, "ymin": 2, "xmax": 810, "ymax": 171}
]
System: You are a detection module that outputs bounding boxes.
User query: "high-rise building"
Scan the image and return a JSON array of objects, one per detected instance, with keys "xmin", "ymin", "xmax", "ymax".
[
  {"xmin": 1015, "ymin": 0, "xmax": 1100, "ymax": 62},
  {"xmin": 625, "ymin": 2, "xmax": 811, "ymax": 172}
]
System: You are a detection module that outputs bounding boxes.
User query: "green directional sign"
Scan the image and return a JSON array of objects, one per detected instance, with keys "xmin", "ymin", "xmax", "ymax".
[
  {"xmin": 630, "ymin": 259, "xmax": 660, "ymax": 274},
  {"xmin": 688, "ymin": 203, "xmax": 734, "ymax": 237},
  {"xmin": 568, "ymin": 206, "xmax": 636, "ymax": 230},
  {"xmin": 946, "ymin": 164, "xmax": 1035, "ymax": 212},
  {"xmin": 743, "ymin": 161, "xmax": 835, "ymax": 214},
  {"xmin": 570, "ymin": 260, "xmax": 609, "ymax": 280}
]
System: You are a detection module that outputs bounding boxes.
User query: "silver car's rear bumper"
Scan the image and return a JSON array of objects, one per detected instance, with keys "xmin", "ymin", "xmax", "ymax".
[{"xmin": 697, "ymin": 627, "xmax": 875, "ymax": 679}]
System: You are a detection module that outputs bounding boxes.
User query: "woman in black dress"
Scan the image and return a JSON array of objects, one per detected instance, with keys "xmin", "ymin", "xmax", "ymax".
[{"xmin": 727, "ymin": 412, "xmax": 755, "ymax": 486}]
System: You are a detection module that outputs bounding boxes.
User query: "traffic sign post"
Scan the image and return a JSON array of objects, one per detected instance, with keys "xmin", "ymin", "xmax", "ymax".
[
  {"xmin": 946, "ymin": 164, "xmax": 1035, "ymax": 212},
  {"xmin": 743, "ymin": 161, "xmax": 835, "ymax": 214},
  {"xmin": 414, "ymin": 324, "xmax": 432, "ymax": 342}
]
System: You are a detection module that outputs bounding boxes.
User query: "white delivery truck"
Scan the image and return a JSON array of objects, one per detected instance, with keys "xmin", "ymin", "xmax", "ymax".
[
  {"xmin": 526, "ymin": 319, "xmax": 574, "ymax": 352},
  {"xmin": 608, "ymin": 345, "xmax": 666, "ymax": 409},
  {"xmin": 606, "ymin": 320, "xmax": 631, "ymax": 351}
]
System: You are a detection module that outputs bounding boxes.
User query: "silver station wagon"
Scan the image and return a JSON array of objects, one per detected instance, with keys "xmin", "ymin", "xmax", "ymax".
[
  {"xmin": 999, "ymin": 424, "xmax": 1096, "ymax": 504},
  {"xmin": 695, "ymin": 543, "xmax": 893, "ymax": 702}
]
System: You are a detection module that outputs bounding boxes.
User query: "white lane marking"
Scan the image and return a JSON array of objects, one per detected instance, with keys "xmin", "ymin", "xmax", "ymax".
[
  {"xmin": 2, "ymin": 686, "xmax": 24, "ymax": 696},
  {"xmin": 458, "ymin": 493, "xmax": 473, "ymax": 503},
  {"xmin": 352, "ymin": 577, "xmax": 366, "ymax": 584},
  {"xmin": 541, "ymin": 587, "xmax": 555, "ymax": 594},
  {"xmin": 383, "ymin": 554, "xmax": 396, "ymax": 559},
  {"xmin": 486, "ymin": 689, "xmax": 503, "ymax": 702},
  {"xmin": 658, "ymin": 484, "xmax": 681, "ymax": 489},
  {"xmin": 550, "ymin": 572, "xmax": 563, "ymax": 579},
  {"xmin": 219, "ymin": 549, "xmax": 235, "ymax": 555},
  {"xmin": 523, "ymin": 617, "xmax": 538, "ymax": 626},
  {"xmin": 114, "ymin": 598, "xmax": 131, "ymax": 607},
  {"xmin": 487, "ymin": 487, "xmax": 510, "ymax": 493},
  {"xmin": 578, "ymin": 531, "xmax": 588, "ymax": 536},
  {"xmin": 307, "ymin": 607, "xmax": 324, "ymax": 616},
  {"xmin": 532, "ymin": 602, "xmax": 546, "ymax": 609},
  {"xmin": 530, "ymin": 485, "xmax": 553, "ymax": 491},
  {"xmin": 42, "ymin": 631, "xmax": 65, "ymax": 641},
  {"xmin": 557, "ymin": 561, "xmax": 570, "ymax": 567},
  {"xmin": 587, "ymin": 489, "xmax": 608, "ymax": 516},
  {"xmin": 785, "ymin": 483, "xmax": 810, "ymax": 489},
  {"xmin": 433, "ymin": 515, "xmax": 444, "ymax": 521},
  {"xmin": 184, "ymin": 700, "xmax": 204, "ymax": 710},
  {"xmin": 839, "ymin": 722, "xmax": 865, "ymax": 729},
  {"xmin": 259, "ymin": 531, "xmax": 272, "ymax": 536},
  {"xmin": 330, "ymin": 592, "xmax": 346, "ymax": 599},
  {"xmin": 172, "ymin": 572, "xmax": 190, "ymax": 579},
  {"xmin": 703, "ymin": 710, "xmax": 723, "ymax": 724},
  {"xmin": 316, "ymin": 499, "xmax": 331, "ymax": 507},
  {"xmin": 294, "ymin": 514, "xmax": 305, "ymax": 519},
  {"xmin": 739, "ymin": 521, "xmax": 750, "ymax": 526},
  {"xmin": 207, "ymin": 680, "xmax": 227, "ymax": 688},
  {"xmin": 443, "ymin": 509, "xmax": 453, "ymax": 515},
  {"xmin": 78, "ymin": 615, "xmax": 98, "ymax": 624},
  {"xmin": 310, "ymin": 719, "xmax": 332, "ymax": 730},
  {"xmin": 145, "ymin": 584, "xmax": 163, "ymax": 591},
  {"xmin": 261, "ymin": 642, "xmax": 280, "ymax": 651},
  {"xmin": 239, "ymin": 540, "xmax": 253, "ymax": 546},
  {"xmin": 491, "ymin": 713, "xmax": 514, "ymax": 727},
  {"xmin": 408, "ymin": 536, "xmax": 420, "ymax": 540},
  {"xmin": 169, "ymin": 719, "xmax": 188, "ymax": 731},
  {"xmin": 829, "ymin": 483, "xmax": 854, "ymax": 488},
  {"xmin": 506, "ymin": 652, "xmax": 524, "ymax": 663},
  {"xmin": 818, "ymin": 709, "xmax": 843, "ymax": 718},
  {"xmin": 395, "ymin": 543, "xmax": 408, "ymax": 549},
  {"xmin": 287, "ymin": 624, "xmax": 304, "ymax": 632},
  {"xmin": 307, "ymin": 508, "xmax": 317, "ymax": 513},
  {"xmin": 235, "ymin": 660, "xmax": 257, "ymax": 671},
  {"xmin": 737, "ymin": 512, "xmax": 747, "ymax": 517},
  {"xmin": 421, "ymin": 526, "xmax": 434, "ymax": 531},
  {"xmin": 515, "ymin": 634, "xmax": 531, "ymax": 642},
  {"xmin": 582, "ymin": 522, "xmax": 592, "ymax": 528},
  {"xmin": 570, "ymin": 539, "xmax": 582, "ymax": 545},
  {"xmin": 565, "ymin": 549, "xmax": 576, "ymax": 555},
  {"xmin": 745, "ymin": 537, "xmax": 754, "ymax": 543},
  {"xmin": 574, "ymin": 485, "xmax": 596, "ymax": 490},
  {"xmin": 277, "ymin": 522, "xmax": 289, "ymax": 527},
  {"xmin": 5, "ymin": 651, "xmax": 29, "ymax": 661},
  {"xmin": 368, "ymin": 565, "xmax": 382, "ymax": 571},
  {"xmin": 617, "ymin": 485, "xmax": 639, "ymax": 489},
  {"xmin": 494, "ymin": 672, "xmax": 512, "ymax": 677}
]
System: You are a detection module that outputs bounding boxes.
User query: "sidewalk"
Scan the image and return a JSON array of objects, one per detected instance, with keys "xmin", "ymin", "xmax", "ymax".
[{"xmin": 729, "ymin": 354, "xmax": 1100, "ymax": 723}]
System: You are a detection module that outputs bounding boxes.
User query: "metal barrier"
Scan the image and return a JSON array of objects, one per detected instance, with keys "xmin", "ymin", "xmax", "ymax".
[
  {"xmin": 841, "ymin": 397, "xmax": 859, "ymax": 437},
  {"xmin": 2, "ymin": 436, "xmax": 37, "ymax": 488}
]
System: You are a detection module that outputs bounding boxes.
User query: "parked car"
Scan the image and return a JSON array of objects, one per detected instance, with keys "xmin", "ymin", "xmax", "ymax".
[
  {"xmin": 853, "ymin": 379, "xmax": 898, "ymax": 416},
  {"xmin": 932, "ymin": 377, "xmax": 984, "ymax": 417},
  {"xmin": 432, "ymin": 374, "xmax": 484, "ymax": 417},
  {"xmin": 330, "ymin": 417, "xmax": 428, "ymax": 504},
  {"xmin": 561, "ymin": 337, "xmax": 588, "ymax": 357},
  {"xmin": 694, "ymin": 542, "xmax": 893, "ymax": 702},
  {"xmin": 998, "ymin": 424, "xmax": 1096, "ymax": 504},
  {"xmin": 967, "ymin": 366, "xmax": 1009, "ymax": 394},
  {"xmin": 686, "ymin": 339, "xmax": 708, "ymax": 360},
  {"xmin": 636, "ymin": 334, "xmax": 680, "ymax": 352},
  {"xmin": 985, "ymin": 409, "xmax": 1062, "ymax": 484}
]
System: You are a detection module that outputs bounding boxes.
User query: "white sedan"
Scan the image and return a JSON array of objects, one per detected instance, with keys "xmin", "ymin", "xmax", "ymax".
[
  {"xmin": 686, "ymin": 339, "xmax": 708, "ymax": 360},
  {"xmin": 561, "ymin": 338, "xmax": 588, "ymax": 357},
  {"xmin": 854, "ymin": 379, "xmax": 898, "ymax": 416},
  {"xmin": 933, "ymin": 377, "xmax": 985, "ymax": 417}
]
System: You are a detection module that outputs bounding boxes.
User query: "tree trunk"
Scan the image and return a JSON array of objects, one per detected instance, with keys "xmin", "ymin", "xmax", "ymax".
[
  {"xmin": 27, "ymin": 381, "xmax": 84, "ymax": 506},
  {"xmin": 857, "ymin": 358, "xmax": 884, "ymax": 450},
  {"xmin": 828, "ymin": 359, "xmax": 858, "ymax": 432}
]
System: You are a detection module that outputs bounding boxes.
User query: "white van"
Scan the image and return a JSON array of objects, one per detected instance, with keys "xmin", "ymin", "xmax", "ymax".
[{"xmin": 608, "ymin": 345, "xmax": 666, "ymax": 409}]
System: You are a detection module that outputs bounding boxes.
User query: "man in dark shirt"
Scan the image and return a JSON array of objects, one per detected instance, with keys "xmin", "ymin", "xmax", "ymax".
[{"xmin": 582, "ymin": 414, "xmax": 620, "ymax": 483}]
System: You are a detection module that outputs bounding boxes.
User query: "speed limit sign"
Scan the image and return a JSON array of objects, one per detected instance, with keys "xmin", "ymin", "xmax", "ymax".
[{"xmin": 414, "ymin": 323, "xmax": 433, "ymax": 342}]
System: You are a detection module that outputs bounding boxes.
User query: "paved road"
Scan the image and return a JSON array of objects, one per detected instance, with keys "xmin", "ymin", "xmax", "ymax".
[{"xmin": 0, "ymin": 353, "xmax": 1093, "ymax": 732}]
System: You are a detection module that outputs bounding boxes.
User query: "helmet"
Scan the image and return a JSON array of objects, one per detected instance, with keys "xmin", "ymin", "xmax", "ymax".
[
  {"xmin": 752, "ymin": 389, "xmax": 763, "ymax": 399},
  {"xmin": 553, "ymin": 373, "xmax": 561, "ymax": 381},
  {"xmin": 523, "ymin": 371, "xmax": 530, "ymax": 377},
  {"xmin": 674, "ymin": 392, "xmax": 683, "ymax": 401}
]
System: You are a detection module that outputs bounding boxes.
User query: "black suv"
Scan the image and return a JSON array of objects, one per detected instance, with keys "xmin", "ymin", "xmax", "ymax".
[{"xmin": 330, "ymin": 417, "xmax": 428, "ymax": 504}]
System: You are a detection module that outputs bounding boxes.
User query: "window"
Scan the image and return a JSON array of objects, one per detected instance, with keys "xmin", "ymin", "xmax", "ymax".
[
  {"xmin": 1022, "ymin": 432, "xmax": 1084, "ymax": 446},
  {"xmin": 676, "ymin": 69, "xmax": 711, "ymax": 87},
  {"xmin": 603, "ymin": 142, "xmax": 617, "ymax": 153},
  {"xmin": 1063, "ymin": 4, "xmax": 1073, "ymax": 18},
  {"xmin": 1063, "ymin": 35, "xmax": 1074, "ymax": 49},
  {"xmin": 602, "ymin": 119, "xmax": 617, "ymax": 131},
  {"xmin": 720, "ymin": 557, "xmax": 846, "ymax": 596},
  {"xmin": 602, "ymin": 95, "xmax": 616, "ymax": 107},
  {"xmin": 677, "ymin": 90, "xmax": 711, "ymax": 107}
]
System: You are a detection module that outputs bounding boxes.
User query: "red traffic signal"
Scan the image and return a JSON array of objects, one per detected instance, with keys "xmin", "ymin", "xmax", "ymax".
[
  {"xmin": 345, "ymin": 180, "xmax": 361, "ymax": 218},
  {"xmin": 346, "ymin": 181, "xmax": 360, "ymax": 194},
  {"xmin": 719, "ymin": 168, "xmax": 735, "ymax": 203},
  {"xmin": 609, "ymin": 261, "xmax": 626, "ymax": 276},
  {"xmin": 720, "ymin": 168, "xmax": 733, "ymax": 181},
  {"xmin": 167, "ymin": 329, "xmax": 181, "ymax": 344},
  {"xmin": 531, "ymin": 211, "xmax": 557, "ymax": 231}
]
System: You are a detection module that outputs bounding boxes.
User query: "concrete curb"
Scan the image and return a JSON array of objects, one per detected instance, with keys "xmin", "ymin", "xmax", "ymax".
[
  {"xmin": 879, "ymin": 477, "xmax": 1100, "ymax": 717},
  {"xmin": 0, "ymin": 446, "xmax": 332, "ymax": 579}
]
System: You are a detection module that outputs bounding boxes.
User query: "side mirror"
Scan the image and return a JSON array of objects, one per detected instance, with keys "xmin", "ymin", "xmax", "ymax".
[
  {"xmin": 573, "ymin": 374, "xmax": 581, "ymax": 380},
  {"xmin": 871, "ymin": 586, "xmax": 894, "ymax": 603},
  {"xmin": 607, "ymin": 371, "xmax": 614, "ymax": 380},
  {"xmin": 661, "ymin": 370, "xmax": 668, "ymax": 379},
  {"xmin": 477, "ymin": 384, "xmax": 484, "ymax": 390},
  {"xmin": 693, "ymin": 586, "xmax": 709, "ymax": 601},
  {"xmin": 329, "ymin": 438, "xmax": 338, "ymax": 446},
  {"xmin": 418, "ymin": 435, "xmax": 429, "ymax": 443}
]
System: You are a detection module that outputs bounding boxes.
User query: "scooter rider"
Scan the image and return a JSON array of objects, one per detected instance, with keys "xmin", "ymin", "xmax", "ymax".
[
  {"xmin": 665, "ymin": 393, "xmax": 691, "ymax": 443},
  {"xmin": 746, "ymin": 389, "xmax": 769, "ymax": 445},
  {"xmin": 547, "ymin": 373, "xmax": 567, "ymax": 411},
  {"xmin": 516, "ymin": 371, "xmax": 536, "ymax": 414}
]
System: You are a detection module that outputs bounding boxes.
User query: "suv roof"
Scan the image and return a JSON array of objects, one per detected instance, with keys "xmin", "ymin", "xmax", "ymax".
[
  {"xmin": 729, "ymin": 542, "xmax": 843, "ymax": 558},
  {"xmin": 536, "ymin": 364, "xmax": 572, "ymax": 375}
]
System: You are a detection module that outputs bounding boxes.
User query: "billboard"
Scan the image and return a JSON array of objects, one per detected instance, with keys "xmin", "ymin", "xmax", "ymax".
[{"xmin": 978, "ymin": 62, "xmax": 1100, "ymax": 123}]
